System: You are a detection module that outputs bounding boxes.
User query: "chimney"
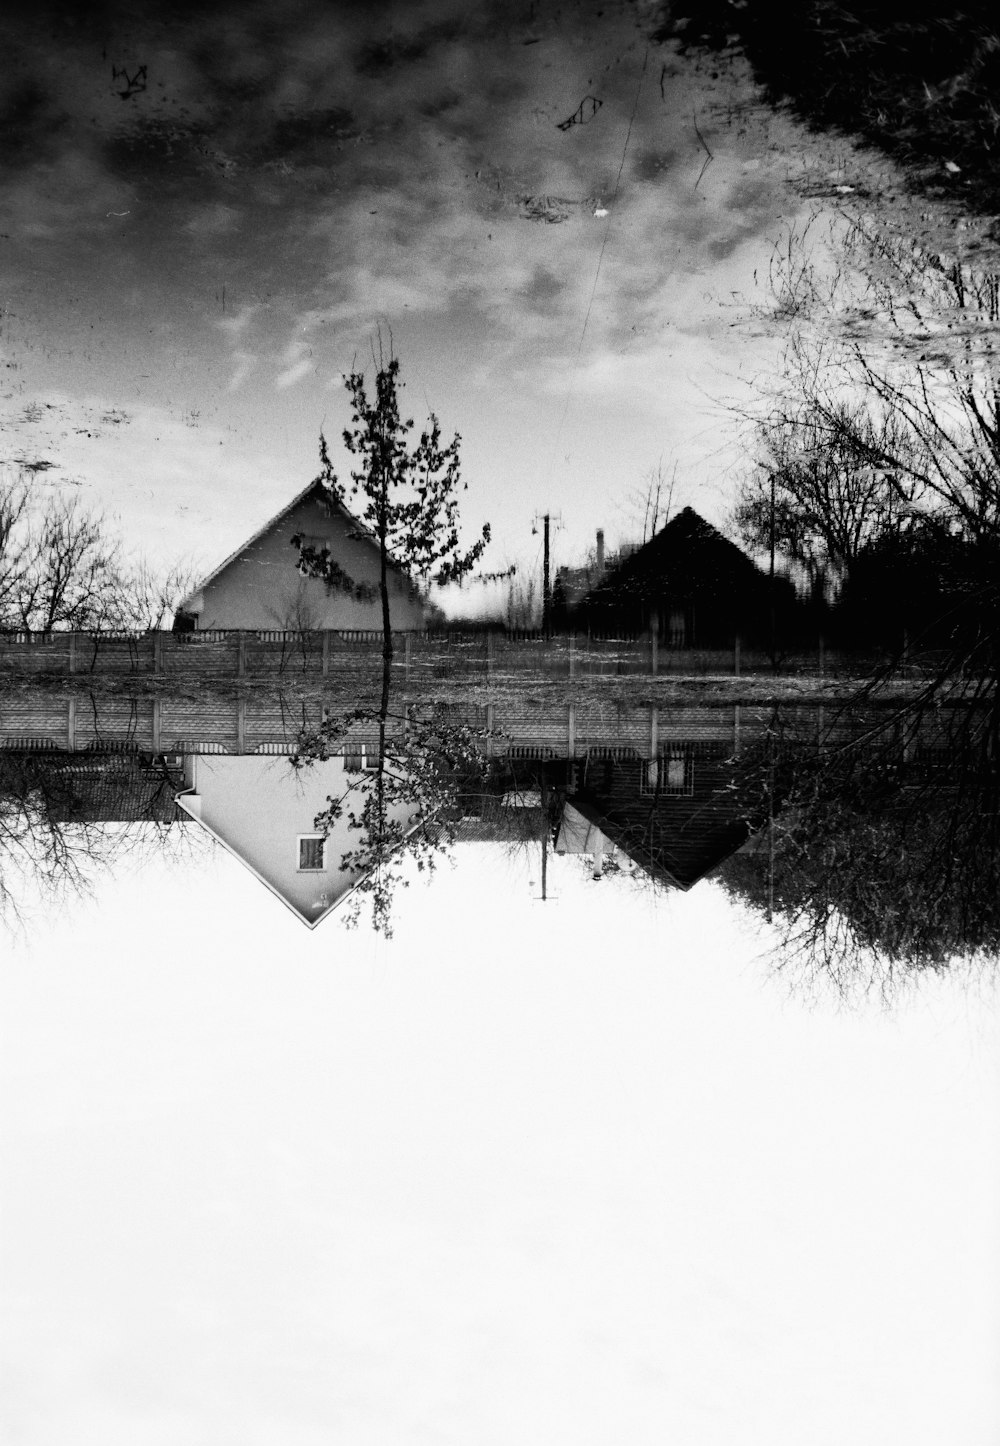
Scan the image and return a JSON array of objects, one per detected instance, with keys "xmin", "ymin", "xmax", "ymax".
[{"xmin": 596, "ymin": 528, "xmax": 605, "ymax": 572}]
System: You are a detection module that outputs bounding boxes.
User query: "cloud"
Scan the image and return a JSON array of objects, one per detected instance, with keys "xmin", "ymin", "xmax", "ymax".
[
  {"xmin": 216, "ymin": 303, "xmax": 265, "ymax": 338},
  {"xmin": 184, "ymin": 203, "xmax": 241, "ymax": 237},
  {"xmin": 275, "ymin": 339, "xmax": 316, "ymax": 390},
  {"xmin": 227, "ymin": 351, "xmax": 257, "ymax": 392}
]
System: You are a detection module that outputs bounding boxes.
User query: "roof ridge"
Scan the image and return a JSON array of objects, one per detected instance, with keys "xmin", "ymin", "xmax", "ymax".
[{"xmin": 178, "ymin": 477, "xmax": 390, "ymax": 611}]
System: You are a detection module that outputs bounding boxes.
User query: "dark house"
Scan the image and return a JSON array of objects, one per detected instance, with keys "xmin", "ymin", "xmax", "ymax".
[
  {"xmin": 565, "ymin": 745, "xmax": 752, "ymax": 890},
  {"xmin": 2, "ymin": 751, "xmax": 187, "ymax": 824},
  {"xmin": 571, "ymin": 507, "xmax": 791, "ymax": 646}
]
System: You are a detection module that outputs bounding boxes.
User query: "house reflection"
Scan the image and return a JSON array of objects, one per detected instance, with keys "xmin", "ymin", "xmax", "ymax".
[
  {"xmin": 3, "ymin": 686, "xmax": 981, "ymax": 935},
  {"xmin": 168, "ymin": 741, "xmax": 756, "ymax": 924},
  {"xmin": 174, "ymin": 754, "xmax": 408, "ymax": 928},
  {"xmin": 0, "ymin": 727, "xmax": 763, "ymax": 931},
  {"xmin": 556, "ymin": 744, "xmax": 750, "ymax": 889}
]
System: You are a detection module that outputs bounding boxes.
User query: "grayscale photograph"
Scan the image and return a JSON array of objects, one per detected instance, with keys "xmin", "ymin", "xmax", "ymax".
[{"xmin": 2, "ymin": 1, "xmax": 999, "ymax": 1441}]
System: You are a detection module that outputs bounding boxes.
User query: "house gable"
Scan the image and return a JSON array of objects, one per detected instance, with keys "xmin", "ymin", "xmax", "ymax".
[{"xmin": 178, "ymin": 481, "xmax": 427, "ymax": 631}]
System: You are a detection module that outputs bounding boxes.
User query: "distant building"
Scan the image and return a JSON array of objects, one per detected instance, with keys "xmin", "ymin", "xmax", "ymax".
[
  {"xmin": 174, "ymin": 479, "xmax": 428, "ymax": 632},
  {"xmin": 553, "ymin": 528, "xmax": 640, "ymax": 623}
]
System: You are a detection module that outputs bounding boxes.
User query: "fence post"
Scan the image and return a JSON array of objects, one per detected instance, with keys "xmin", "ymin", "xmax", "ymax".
[
  {"xmin": 322, "ymin": 630, "xmax": 331, "ymax": 677},
  {"xmin": 237, "ymin": 633, "xmax": 247, "ymax": 677},
  {"xmin": 236, "ymin": 698, "xmax": 246, "ymax": 753},
  {"xmin": 734, "ymin": 634, "xmax": 741, "ymax": 678},
  {"xmin": 650, "ymin": 609, "xmax": 659, "ymax": 675},
  {"xmin": 151, "ymin": 699, "xmax": 161, "ymax": 755},
  {"xmin": 66, "ymin": 697, "xmax": 76, "ymax": 751},
  {"xmin": 68, "ymin": 632, "xmax": 76, "ymax": 675},
  {"xmin": 567, "ymin": 703, "xmax": 576, "ymax": 758},
  {"xmin": 153, "ymin": 630, "xmax": 163, "ymax": 674},
  {"xmin": 568, "ymin": 633, "xmax": 576, "ymax": 679}
]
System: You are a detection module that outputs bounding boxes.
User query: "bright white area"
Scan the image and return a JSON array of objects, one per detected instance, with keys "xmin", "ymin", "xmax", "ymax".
[{"xmin": 2, "ymin": 841, "xmax": 999, "ymax": 1446}]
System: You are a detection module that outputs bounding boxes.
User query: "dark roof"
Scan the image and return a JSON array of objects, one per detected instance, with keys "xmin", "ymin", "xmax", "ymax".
[
  {"xmin": 569, "ymin": 749, "xmax": 750, "ymax": 890},
  {"xmin": 585, "ymin": 507, "xmax": 764, "ymax": 606},
  {"xmin": 9, "ymin": 754, "xmax": 189, "ymax": 824}
]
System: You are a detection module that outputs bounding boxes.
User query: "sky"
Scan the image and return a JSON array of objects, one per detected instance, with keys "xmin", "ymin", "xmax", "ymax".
[
  {"xmin": 3, "ymin": 841, "xmax": 1000, "ymax": 1446},
  {"xmin": 0, "ymin": 0, "xmax": 840, "ymax": 586}
]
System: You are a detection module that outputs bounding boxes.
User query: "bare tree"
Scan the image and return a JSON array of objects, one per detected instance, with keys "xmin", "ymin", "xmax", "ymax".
[
  {"xmin": 506, "ymin": 569, "xmax": 538, "ymax": 629},
  {"xmin": 0, "ymin": 470, "xmax": 196, "ymax": 634},
  {"xmin": 718, "ymin": 210, "xmax": 1000, "ymax": 992},
  {"xmin": 116, "ymin": 555, "xmax": 203, "ymax": 631},
  {"xmin": 717, "ymin": 691, "xmax": 1000, "ymax": 998},
  {"xmin": 0, "ymin": 752, "xmax": 200, "ymax": 938},
  {"xmin": 627, "ymin": 457, "xmax": 676, "ymax": 544},
  {"xmin": 731, "ymin": 376, "xmax": 919, "ymax": 599}
]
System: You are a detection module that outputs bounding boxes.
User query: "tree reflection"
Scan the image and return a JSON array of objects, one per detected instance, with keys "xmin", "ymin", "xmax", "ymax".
[
  {"xmin": 716, "ymin": 684, "xmax": 1000, "ymax": 994},
  {"xmin": 289, "ymin": 653, "xmax": 505, "ymax": 936},
  {"xmin": 0, "ymin": 751, "xmax": 198, "ymax": 936}
]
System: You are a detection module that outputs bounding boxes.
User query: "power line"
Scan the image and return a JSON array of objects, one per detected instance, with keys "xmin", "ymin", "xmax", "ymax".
[{"xmin": 550, "ymin": 46, "xmax": 649, "ymax": 471}]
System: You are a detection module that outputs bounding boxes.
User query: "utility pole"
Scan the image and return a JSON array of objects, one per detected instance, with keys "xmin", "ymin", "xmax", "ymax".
[
  {"xmin": 532, "ymin": 511, "xmax": 563, "ymax": 635},
  {"xmin": 542, "ymin": 513, "xmax": 551, "ymax": 634},
  {"xmin": 539, "ymin": 771, "xmax": 550, "ymax": 901},
  {"xmin": 769, "ymin": 471, "xmax": 776, "ymax": 663}
]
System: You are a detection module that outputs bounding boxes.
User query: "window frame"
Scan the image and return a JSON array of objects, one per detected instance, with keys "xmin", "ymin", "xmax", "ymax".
[{"xmin": 296, "ymin": 834, "xmax": 327, "ymax": 871}]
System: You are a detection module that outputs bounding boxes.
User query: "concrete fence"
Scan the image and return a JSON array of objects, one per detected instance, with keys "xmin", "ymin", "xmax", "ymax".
[
  {"xmin": 0, "ymin": 685, "xmax": 776, "ymax": 761},
  {"xmin": 0, "ymin": 628, "xmax": 895, "ymax": 682}
]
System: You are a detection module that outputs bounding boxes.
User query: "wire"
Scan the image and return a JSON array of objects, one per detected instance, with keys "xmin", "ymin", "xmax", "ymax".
[{"xmin": 550, "ymin": 46, "xmax": 649, "ymax": 470}]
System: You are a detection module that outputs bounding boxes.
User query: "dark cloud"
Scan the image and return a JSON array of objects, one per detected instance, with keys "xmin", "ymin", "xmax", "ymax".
[
  {"xmin": 630, "ymin": 147, "xmax": 680, "ymax": 183},
  {"xmin": 102, "ymin": 121, "xmax": 209, "ymax": 188},
  {"xmin": 355, "ymin": 16, "xmax": 467, "ymax": 77},
  {"xmin": 257, "ymin": 108, "xmax": 361, "ymax": 162},
  {"xmin": 0, "ymin": 80, "xmax": 69, "ymax": 166},
  {"xmin": 521, "ymin": 265, "xmax": 565, "ymax": 308}
]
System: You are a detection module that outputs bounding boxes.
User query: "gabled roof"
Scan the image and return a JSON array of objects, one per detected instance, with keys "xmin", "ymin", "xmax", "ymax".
[
  {"xmin": 177, "ymin": 478, "xmax": 408, "ymax": 613},
  {"xmin": 603, "ymin": 507, "xmax": 763, "ymax": 597},
  {"xmin": 567, "ymin": 748, "xmax": 752, "ymax": 890},
  {"xmin": 174, "ymin": 787, "xmax": 350, "ymax": 929},
  {"xmin": 173, "ymin": 755, "xmax": 433, "ymax": 930},
  {"xmin": 577, "ymin": 508, "xmax": 765, "ymax": 615}
]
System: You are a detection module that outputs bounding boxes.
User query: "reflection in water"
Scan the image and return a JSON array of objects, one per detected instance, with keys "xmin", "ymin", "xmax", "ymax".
[
  {"xmin": 0, "ymin": 642, "xmax": 759, "ymax": 936},
  {"xmin": 0, "ymin": 749, "xmax": 195, "ymax": 931},
  {"xmin": 1, "ymin": 627, "xmax": 998, "ymax": 989},
  {"xmin": 716, "ymin": 693, "xmax": 1000, "ymax": 992}
]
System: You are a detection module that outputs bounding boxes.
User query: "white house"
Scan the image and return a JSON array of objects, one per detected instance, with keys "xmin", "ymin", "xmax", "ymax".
[
  {"xmin": 176, "ymin": 480, "xmax": 428, "ymax": 631},
  {"xmin": 175, "ymin": 752, "xmax": 417, "ymax": 928}
]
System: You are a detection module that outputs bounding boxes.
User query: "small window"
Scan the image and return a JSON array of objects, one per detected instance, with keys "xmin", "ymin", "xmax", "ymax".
[
  {"xmin": 667, "ymin": 757, "xmax": 686, "ymax": 789},
  {"xmin": 640, "ymin": 753, "xmax": 694, "ymax": 797},
  {"xmin": 343, "ymin": 743, "xmax": 378, "ymax": 773},
  {"xmin": 297, "ymin": 836, "xmax": 326, "ymax": 871}
]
